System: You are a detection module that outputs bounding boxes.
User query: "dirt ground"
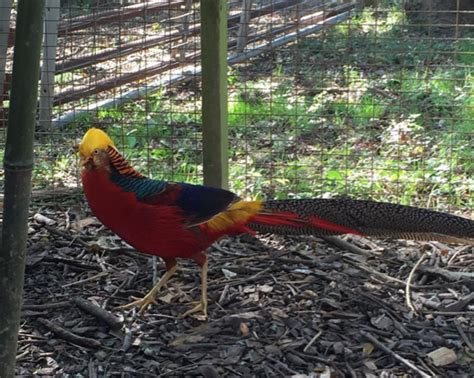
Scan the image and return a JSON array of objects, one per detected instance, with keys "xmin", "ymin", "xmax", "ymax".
[{"xmin": 16, "ymin": 198, "xmax": 474, "ymax": 377}]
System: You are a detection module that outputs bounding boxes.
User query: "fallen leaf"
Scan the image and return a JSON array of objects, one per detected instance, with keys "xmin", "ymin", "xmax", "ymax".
[
  {"xmin": 243, "ymin": 286, "xmax": 256, "ymax": 293},
  {"xmin": 257, "ymin": 284, "xmax": 273, "ymax": 293},
  {"xmin": 240, "ymin": 322, "xmax": 250, "ymax": 336},
  {"xmin": 371, "ymin": 313, "xmax": 393, "ymax": 330},
  {"xmin": 271, "ymin": 307, "xmax": 288, "ymax": 319},
  {"xmin": 248, "ymin": 292, "xmax": 259, "ymax": 302},
  {"xmin": 427, "ymin": 347, "xmax": 457, "ymax": 366},
  {"xmin": 71, "ymin": 217, "xmax": 99, "ymax": 231},
  {"xmin": 158, "ymin": 292, "xmax": 174, "ymax": 304},
  {"xmin": 221, "ymin": 268, "xmax": 237, "ymax": 279},
  {"xmin": 363, "ymin": 359, "xmax": 378, "ymax": 370},
  {"xmin": 34, "ymin": 213, "xmax": 56, "ymax": 226},
  {"xmin": 362, "ymin": 342, "xmax": 374, "ymax": 356}
]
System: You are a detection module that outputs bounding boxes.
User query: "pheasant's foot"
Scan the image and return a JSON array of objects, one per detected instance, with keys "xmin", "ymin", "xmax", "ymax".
[
  {"xmin": 117, "ymin": 294, "xmax": 158, "ymax": 315},
  {"xmin": 180, "ymin": 296, "xmax": 208, "ymax": 319},
  {"xmin": 181, "ymin": 256, "xmax": 209, "ymax": 320},
  {"xmin": 117, "ymin": 263, "xmax": 178, "ymax": 315}
]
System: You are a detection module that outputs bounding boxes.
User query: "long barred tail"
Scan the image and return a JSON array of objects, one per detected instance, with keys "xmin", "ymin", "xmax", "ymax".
[{"xmin": 248, "ymin": 198, "xmax": 474, "ymax": 244}]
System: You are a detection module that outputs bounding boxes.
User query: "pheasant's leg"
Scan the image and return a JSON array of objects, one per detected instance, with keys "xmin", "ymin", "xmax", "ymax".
[
  {"xmin": 118, "ymin": 259, "xmax": 177, "ymax": 315},
  {"xmin": 181, "ymin": 255, "xmax": 208, "ymax": 319}
]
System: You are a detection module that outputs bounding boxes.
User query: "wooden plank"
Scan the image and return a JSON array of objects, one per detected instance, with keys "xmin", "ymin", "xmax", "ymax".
[
  {"xmin": 52, "ymin": 67, "xmax": 201, "ymax": 127},
  {"xmin": 53, "ymin": 1, "xmax": 352, "ymax": 127},
  {"xmin": 51, "ymin": 1, "xmax": 350, "ymax": 120},
  {"xmin": 54, "ymin": 59, "xmax": 185, "ymax": 105},
  {"xmin": 57, "ymin": 0, "xmax": 190, "ymax": 36},
  {"xmin": 0, "ymin": 0, "xmax": 13, "ymax": 127},
  {"xmin": 55, "ymin": 31, "xmax": 181, "ymax": 74},
  {"xmin": 55, "ymin": 0, "xmax": 305, "ymax": 74},
  {"xmin": 39, "ymin": 0, "xmax": 60, "ymax": 130},
  {"xmin": 228, "ymin": 10, "xmax": 353, "ymax": 64},
  {"xmin": 7, "ymin": 0, "xmax": 190, "ymax": 43},
  {"xmin": 200, "ymin": 0, "xmax": 228, "ymax": 189}
]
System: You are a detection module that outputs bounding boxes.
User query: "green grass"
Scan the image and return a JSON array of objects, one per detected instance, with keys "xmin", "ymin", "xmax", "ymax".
[{"xmin": 20, "ymin": 4, "xmax": 473, "ymax": 210}]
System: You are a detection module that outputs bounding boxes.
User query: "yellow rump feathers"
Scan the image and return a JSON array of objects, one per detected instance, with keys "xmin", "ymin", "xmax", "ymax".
[
  {"xmin": 79, "ymin": 128, "xmax": 115, "ymax": 159},
  {"xmin": 205, "ymin": 200, "xmax": 263, "ymax": 232}
]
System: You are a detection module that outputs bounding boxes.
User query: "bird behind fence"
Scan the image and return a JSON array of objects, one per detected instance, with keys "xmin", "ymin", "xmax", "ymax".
[{"xmin": 78, "ymin": 128, "xmax": 474, "ymax": 319}]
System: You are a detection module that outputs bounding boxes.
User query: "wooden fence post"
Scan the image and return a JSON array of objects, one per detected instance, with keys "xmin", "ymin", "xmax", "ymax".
[
  {"xmin": 200, "ymin": 0, "xmax": 228, "ymax": 189},
  {"xmin": 39, "ymin": 0, "xmax": 60, "ymax": 130}
]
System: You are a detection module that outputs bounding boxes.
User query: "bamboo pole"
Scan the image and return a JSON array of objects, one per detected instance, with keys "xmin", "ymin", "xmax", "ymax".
[
  {"xmin": 0, "ymin": 1, "xmax": 45, "ymax": 376},
  {"xmin": 200, "ymin": 0, "xmax": 228, "ymax": 189}
]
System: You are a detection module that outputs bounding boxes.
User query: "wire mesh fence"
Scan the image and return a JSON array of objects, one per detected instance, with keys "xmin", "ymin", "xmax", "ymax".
[{"xmin": 0, "ymin": 0, "xmax": 472, "ymax": 210}]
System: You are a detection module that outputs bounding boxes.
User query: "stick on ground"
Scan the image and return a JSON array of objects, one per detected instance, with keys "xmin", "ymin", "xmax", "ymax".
[
  {"xmin": 405, "ymin": 253, "xmax": 427, "ymax": 313},
  {"xmin": 361, "ymin": 330, "xmax": 431, "ymax": 378},
  {"xmin": 37, "ymin": 318, "xmax": 101, "ymax": 349},
  {"xmin": 72, "ymin": 297, "xmax": 123, "ymax": 331}
]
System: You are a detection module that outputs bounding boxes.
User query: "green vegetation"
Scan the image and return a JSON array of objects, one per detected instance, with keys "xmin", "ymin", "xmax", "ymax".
[{"xmin": 12, "ymin": 4, "xmax": 472, "ymax": 210}]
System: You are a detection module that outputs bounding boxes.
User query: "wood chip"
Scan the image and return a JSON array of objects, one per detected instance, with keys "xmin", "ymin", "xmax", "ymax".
[
  {"xmin": 34, "ymin": 213, "xmax": 56, "ymax": 225},
  {"xmin": 426, "ymin": 347, "xmax": 457, "ymax": 366},
  {"xmin": 20, "ymin": 205, "xmax": 473, "ymax": 376}
]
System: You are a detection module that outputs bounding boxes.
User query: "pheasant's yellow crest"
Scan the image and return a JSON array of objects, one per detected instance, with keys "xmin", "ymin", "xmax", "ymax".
[{"xmin": 79, "ymin": 128, "xmax": 115, "ymax": 159}]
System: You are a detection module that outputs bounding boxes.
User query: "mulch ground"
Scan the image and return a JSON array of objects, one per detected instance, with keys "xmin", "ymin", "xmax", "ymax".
[{"xmin": 16, "ymin": 200, "xmax": 474, "ymax": 377}]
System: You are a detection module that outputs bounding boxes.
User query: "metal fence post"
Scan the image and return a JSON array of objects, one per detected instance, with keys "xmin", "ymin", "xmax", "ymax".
[
  {"xmin": 39, "ymin": 0, "xmax": 60, "ymax": 130},
  {"xmin": 0, "ymin": 0, "xmax": 13, "ymax": 128},
  {"xmin": 200, "ymin": 0, "xmax": 228, "ymax": 189},
  {"xmin": 237, "ymin": 0, "xmax": 252, "ymax": 52}
]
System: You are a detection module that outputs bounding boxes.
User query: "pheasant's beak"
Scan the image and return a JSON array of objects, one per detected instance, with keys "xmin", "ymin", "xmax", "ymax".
[{"xmin": 81, "ymin": 155, "xmax": 94, "ymax": 170}]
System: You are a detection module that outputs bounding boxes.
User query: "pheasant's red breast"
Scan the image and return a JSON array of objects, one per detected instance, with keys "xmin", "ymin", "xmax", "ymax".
[{"xmin": 82, "ymin": 169, "xmax": 210, "ymax": 259}]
